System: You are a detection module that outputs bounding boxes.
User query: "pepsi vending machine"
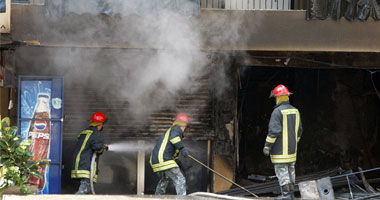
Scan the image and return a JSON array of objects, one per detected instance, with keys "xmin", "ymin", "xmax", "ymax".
[{"xmin": 18, "ymin": 76, "xmax": 63, "ymax": 194}]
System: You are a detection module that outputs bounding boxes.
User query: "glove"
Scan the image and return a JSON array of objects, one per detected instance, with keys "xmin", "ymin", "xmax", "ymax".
[
  {"xmin": 182, "ymin": 148, "xmax": 190, "ymax": 158},
  {"xmin": 103, "ymin": 144, "xmax": 109, "ymax": 152},
  {"xmin": 263, "ymin": 147, "xmax": 270, "ymax": 156}
]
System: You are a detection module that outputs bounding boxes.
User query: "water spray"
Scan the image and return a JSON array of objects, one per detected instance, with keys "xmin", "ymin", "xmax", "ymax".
[{"xmin": 107, "ymin": 141, "xmax": 153, "ymax": 153}]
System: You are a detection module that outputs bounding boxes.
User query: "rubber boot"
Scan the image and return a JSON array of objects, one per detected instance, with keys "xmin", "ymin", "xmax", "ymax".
[
  {"xmin": 75, "ymin": 179, "xmax": 91, "ymax": 194},
  {"xmin": 274, "ymin": 184, "xmax": 293, "ymax": 200}
]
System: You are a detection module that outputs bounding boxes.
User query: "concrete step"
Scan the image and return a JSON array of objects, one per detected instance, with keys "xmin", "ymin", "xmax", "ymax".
[{"xmin": 2, "ymin": 194, "xmax": 213, "ymax": 200}]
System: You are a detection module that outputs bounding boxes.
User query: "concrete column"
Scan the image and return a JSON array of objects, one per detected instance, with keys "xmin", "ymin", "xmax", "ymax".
[{"xmin": 137, "ymin": 140, "xmax": 145, "ymax": 195}]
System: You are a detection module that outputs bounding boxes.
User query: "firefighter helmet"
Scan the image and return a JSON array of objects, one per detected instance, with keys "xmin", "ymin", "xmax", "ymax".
[
  {"xmin": 175, "ymin": 113, "xmax": 190, "ymax": 123},
  {"xmin": 270, "ymin": 84, "xmax": 292, "ymax": 98},
  {"xmin": 90, "ymin": 112, "xmax": 106, "ymax": 123}
]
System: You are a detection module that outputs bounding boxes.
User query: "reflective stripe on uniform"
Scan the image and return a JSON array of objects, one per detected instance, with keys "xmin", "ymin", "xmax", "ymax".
[
  {"xmin": 92, "ymin": 158, "xmax": 98, "ymax": 183},
  {"xmin": 295, "ymin": 110, "xmax": 300, "ymax": 152},
  {"xmin": 71, "ymin": 170, "xmax": 98, "ymax": 183},
  {"xmin": 75, "ymin": 130, "xmax": 93, "ymax": 170},
  {"xmin": 271, "ymin": 153, "xmax": 297, "ymax": 163},
  {"xmin": 71, "ymin": 170, "xmax": 90, "ymax": 179},
  {"xmin": 93, "ymin": 174, "xmax": 98, "ymax": 183},
  {"xmin": 280, "ymin": 109, "xmax": 300, "ymax": 157},
  {"xmin": 282, "ymin": 110, "xmax": 288, "ymax": 156},
  {"xmin": 266, "ymin": 136, "xmax": 276, "ymax": 143},
  {"xmin": 151, "ymin": 159, "xmax": 179, "ymax": 172},
  {"xmin": 158, "ymin": 127, "xmax": 172, "ymax": 163},
  {"xmin": 173, "ymin": 149, "xmax": 180, "ymax": 160},
  {"xmin": 170, "ymin": 136, "xmax": 181, "ymax": 144},
  {"xmin": 271, "ymin": 157, "xmax": 297, "ymax": 163},
  {"xmin": 152, "ymin": 163, "xmax": 179, "ymax": 172},
  {"xmin": 79, "ymin": 130, "xmax": 93, "ymax": 135}
]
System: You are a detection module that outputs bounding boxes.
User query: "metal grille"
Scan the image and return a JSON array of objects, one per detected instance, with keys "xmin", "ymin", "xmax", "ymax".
[
  {"xmin": 63, "ymin": 78, "xmax": 214, "ymax": 140},
  {"xmin": 12, "ymin": 0, "xmax": 44, "ymax": 4},
  {"xmin": 201, "ymin": 0, "xmax": 292, "ymax": 10}
]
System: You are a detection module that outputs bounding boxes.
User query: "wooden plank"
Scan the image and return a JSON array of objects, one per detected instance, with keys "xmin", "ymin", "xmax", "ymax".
[{"xmin": 213, "ymin": 155, "xmax": 233, "ymax": 193}]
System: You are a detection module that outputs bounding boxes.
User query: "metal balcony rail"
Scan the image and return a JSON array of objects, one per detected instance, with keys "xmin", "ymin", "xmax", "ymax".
[{"xmin": 201, "ymin": 0, "xmax": 306, "ymax": 10}]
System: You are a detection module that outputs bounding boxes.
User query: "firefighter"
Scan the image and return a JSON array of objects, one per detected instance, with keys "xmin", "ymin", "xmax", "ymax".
[
  {"xmin": 263, "ymin": 84, "xmax": 303, "ymax": 200},
  {"xmin": 71, "ymin": 111, "xmax": 108, "ymax": 194},
  {"xmin": 150, "ymin": 113, "xmax": 190, "ymax": 195}
]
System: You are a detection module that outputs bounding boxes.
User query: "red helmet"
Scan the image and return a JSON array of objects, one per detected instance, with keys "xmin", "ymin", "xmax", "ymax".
[
  {"xmin": 175, "ymin": 113, "xmax": 190, "ymax": 123},
  {"xmin": 90, "ymin": 112, "xmax": 106, "ymax": 123},
  {"xmin": 270, "ymin": 84, "xmax": 292, "ymax": 98}
]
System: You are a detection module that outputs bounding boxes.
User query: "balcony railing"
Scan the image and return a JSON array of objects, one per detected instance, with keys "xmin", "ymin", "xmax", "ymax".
[
  {"xmin": 12, "ymin": 0, "xmax": 44, "ymax": 4},
  {"xmin": 11, "ymin": 0, "xmax": 306, "ymax": 12},
  {"xmin": 201, "ymin": 0, "xmax": 306, "ymax": 10}
]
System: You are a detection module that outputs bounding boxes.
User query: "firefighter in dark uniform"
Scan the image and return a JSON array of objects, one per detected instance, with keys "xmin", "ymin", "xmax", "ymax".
[
  {"xmin": 263, "ymin": 84, "xmax": 303, "ymax": 200},
  {"xmin": 150, "ymin": 113, "xmax": 190, "ymax": 195},
  {"xmin": 71, "ymin": 111, "xmax": 108, "ymax": 194}
]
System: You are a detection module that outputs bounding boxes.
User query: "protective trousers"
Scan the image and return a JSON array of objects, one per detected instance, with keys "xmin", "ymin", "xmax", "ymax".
[
  {"xmin": 155, "ymin": 167, "xmax": 186, "ymax": 195},
  {"xmin": 274, "ymin": 162, "xmax": 296, "ymax": 186},
  {"xmin": 75, "ymin": 178, "xmax": 91, "ymax": 194}
]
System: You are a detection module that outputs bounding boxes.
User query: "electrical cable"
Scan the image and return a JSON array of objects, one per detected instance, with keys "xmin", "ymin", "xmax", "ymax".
[
  {"xmin": 367, "ymin": 70, "xmax": 380, "ymax": 101},
  {"xmin": 231, "ymin": 54, "xmax": 380, "ymax": 70}
]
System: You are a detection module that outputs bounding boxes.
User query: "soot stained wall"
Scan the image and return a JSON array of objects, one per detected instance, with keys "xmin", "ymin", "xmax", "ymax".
[{"xmin": 238, "ymin": 66, "xmax": 380, "ymax": 178}]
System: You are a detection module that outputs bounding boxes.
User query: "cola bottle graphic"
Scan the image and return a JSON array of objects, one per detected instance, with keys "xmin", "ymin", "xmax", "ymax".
[{"xmin": 28, "ymin": 93, "xmax": 51, "ymax": 190}]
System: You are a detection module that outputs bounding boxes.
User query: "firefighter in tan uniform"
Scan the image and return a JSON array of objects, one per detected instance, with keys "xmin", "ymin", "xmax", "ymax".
[{"xmin": 263, "ymin": 84, "xmax": 303, "ymax": 200}]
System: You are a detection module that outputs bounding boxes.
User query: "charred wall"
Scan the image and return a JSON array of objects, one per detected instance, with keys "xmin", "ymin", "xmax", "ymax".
[
  {"xmin": 238, "ymin": 66, "xmax": 380, "ymax": 179},
  {"xmin": 14, "ymin": 46, "xmax": 236, "ymax": 194}
]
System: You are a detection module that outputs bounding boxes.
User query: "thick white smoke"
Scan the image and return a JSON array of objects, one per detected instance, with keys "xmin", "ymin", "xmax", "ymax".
[
  {"xmin": 41, "ymin": 1, "xmax": 208, "ymax": 119},
  {"xmin": 15, "ymin": 0, "xmax": 253, "ymax": 122}
]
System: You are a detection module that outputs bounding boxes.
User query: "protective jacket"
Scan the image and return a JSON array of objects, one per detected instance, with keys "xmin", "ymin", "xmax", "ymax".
[
  {"xmin": 150, "ymin": 125, "xmax": 186, "ymax": 172},
  {"xmin": 71, "ymin": 126, "xmax": 105, "ymax": 182},
  {"xmin": 264, "ymin": 101, "xmax": 303, "ymax": 164}
]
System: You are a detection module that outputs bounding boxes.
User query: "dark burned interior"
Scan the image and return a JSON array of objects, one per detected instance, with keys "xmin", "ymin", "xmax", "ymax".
[{"xmin": 236, "ymin": 65, "xmax": 380, "ymax": 193}]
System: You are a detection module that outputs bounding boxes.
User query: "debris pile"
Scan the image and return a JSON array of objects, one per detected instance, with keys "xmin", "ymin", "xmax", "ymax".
[{"xmin": 218, "ymin": 167, "xmax": 380, "ymax": 199}]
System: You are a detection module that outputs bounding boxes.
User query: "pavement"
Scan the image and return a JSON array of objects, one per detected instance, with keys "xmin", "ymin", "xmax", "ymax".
[
  {"xmin": 2, "ymin": 195, "xmax": 201, "ymax": 200},
  {"xmin": 1, "ymin": 194, "xmax": 260, "ymax": 200}
]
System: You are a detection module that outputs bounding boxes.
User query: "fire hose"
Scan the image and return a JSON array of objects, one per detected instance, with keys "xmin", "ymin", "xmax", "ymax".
[
  {"xmin": 90, "ymin": 152, "xmax": 97, "ymax": 194},
  {"xmin": 90, "ymin": 145, "xmax": 108, "ymax": 194},
  {"xmin": 188, "ymin": 155, "xmax": 259, "ymax": 198}
]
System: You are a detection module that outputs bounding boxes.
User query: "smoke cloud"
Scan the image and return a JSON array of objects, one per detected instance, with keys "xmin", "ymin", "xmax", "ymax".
[{"xmin": 14, "ymin": 0, "xmax": 252, "ymax": 125}]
